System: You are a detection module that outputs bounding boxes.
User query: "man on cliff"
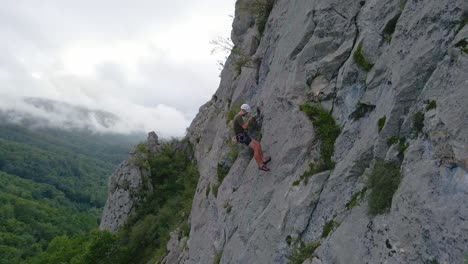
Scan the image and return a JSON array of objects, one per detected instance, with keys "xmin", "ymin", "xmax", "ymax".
[{"xmin": 233, "ymin": 104, "xmax": 271, "ymax": 171}]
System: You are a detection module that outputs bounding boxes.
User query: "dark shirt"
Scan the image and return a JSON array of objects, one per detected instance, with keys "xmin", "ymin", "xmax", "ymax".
[{"xmin": 233, "ymin": 114, "xmax": 245, "ymax": 135}]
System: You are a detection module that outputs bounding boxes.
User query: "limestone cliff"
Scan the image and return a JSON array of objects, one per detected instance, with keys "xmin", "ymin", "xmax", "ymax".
[
  {"xmin": 100, "ymin": 0, "xmax": 467, "ymax": 263},
  {"xmin": 175, "ymin": 0, "xmax": 468, "ymax": 263}
]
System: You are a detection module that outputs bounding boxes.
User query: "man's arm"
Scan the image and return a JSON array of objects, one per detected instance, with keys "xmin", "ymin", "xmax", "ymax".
[{"xmin": 241, "ymin": 117, "xmax": 254, "ymax": 130}]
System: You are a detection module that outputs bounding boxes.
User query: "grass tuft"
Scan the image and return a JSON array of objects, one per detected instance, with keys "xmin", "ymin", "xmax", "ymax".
[
  {"xmin": 178, "ymin": 222, "xmax": 190, "ymax": 240},
  {"xmin": 399, "ymin": 0, "xmax": 408, "ymax": 10},
  {"xmin": 217, "ymin": 163, "xmax": 230, "ymax": 183},
  {"xmin": 321, "ymin": 220, "xmax": 338, "ymax": 238},
  {"xmin": 455, "ymin": 38, "xmax": 468, "ymax": 54},
  {"xmin": 353, "ymin": 42, "xmax": 374, "ymax": 71},
  {"xmin": 368, "ymin": 160, "xmax": 401, "ymax": 215},
  {"xmin": 387, "ymin": 136, "xmax": 399, "ymax": 146},
  {"xmin": 346, "ymin": 187, "xmax": 367, "ymax": 210},
  {"xmin": 214, "ymin": 251, "xmax": 223, "ymax": 264},
  {"xmin": 426, "ymin": 100, "xmax": 437, "ymax": 111},
  {"xmin": 383, "ymin": 14, "xmax": 401, "ymax": 42},
  {"xmin": 212, "ymin": 184, "xmax": 220, "ymax": 198},
  {"xmin": 350, "ymin": 103, "xmax": 376, "ymax": 120},
  {"xmin": 413, "ymin": 111, "xmax": 425, "ymax": 135},
  {"xmin": 387, "ymin": 136, "xmax": 409, "ymax": 156},
  {"xmin": 377, "ymin": 116, "xmax": 386, "ymax": 132},
  {"xmin": 299, "ymin": 103, "xmax": 341, "ymax": 182},
  {"xmin": 287, "ymin": 241, "xmax": 321, "ymax": 264}
]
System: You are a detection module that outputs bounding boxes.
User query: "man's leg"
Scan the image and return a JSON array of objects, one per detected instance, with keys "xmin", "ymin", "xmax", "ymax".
[
  {"xmin": 249, "ymin": 141, "xmax": 264, "ymax": 167},
  {"xmin": 257, "ymin": 142, "xmax": 269, "ymax": 162},
  {"xmin": 251, "ymin": 140, "xmax": 268, "ymax": 162}
]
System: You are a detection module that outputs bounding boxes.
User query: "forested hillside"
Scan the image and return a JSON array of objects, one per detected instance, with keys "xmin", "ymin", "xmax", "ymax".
[{"xmin": 0, "ymin": 123, "xmax": 144, "ymax": 263}]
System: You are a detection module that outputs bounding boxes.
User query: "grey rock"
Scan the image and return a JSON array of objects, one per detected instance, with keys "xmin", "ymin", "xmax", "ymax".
[{"xmin": 104, "ymin": 0, "xmax": 468, "ymax": 263}]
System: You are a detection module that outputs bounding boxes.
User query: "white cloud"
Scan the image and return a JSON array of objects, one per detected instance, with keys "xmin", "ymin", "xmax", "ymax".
[{"xmin": 0, "ymin": 0, "xmax": 235, "ymax": 137}]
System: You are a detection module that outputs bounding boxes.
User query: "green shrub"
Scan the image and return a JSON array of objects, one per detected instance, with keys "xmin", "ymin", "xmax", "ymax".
[
  {"xmin": 413, "ymin": 111, "xmax": 425, "ymax": 135},
  {"xmin": 131, "ymin": 143, "xmax": 150, "ymax": 169},
  {"xmin": 178, "ymin": 222, "xmax": 190, "ymax": 240},
  {"xmin": 212, "ymin": 184, "xmax": 220, "ymax": 198},
  {"xmin": 400, "ymin": 0, "xmax": 408, "ymax": 10},
  {"xmin": 286, "ymin": 235, "xmax": 292, "ymax": 246},
  {"xmin": 287, "ymin": 241, "xmax": 320, "ymax": 264},
  {"xmin": 368, "ymin": 160, "xmax": 401, "ymax": 215},
  {"xmin": 214, "ymin": 144, "xmax": 239, "ymax": 198},
  {"xmin": 228, "ymin": 145, "xmax": 239, "ymax": 162},
  {"xmin": 226, "ymin": 103, "xmax": 242, "ymax": 124},
  {"xmin": 353, "ymin": 42, "xmax": 374, "ymax": 71},
  {"xmin": 214, "ymin": 251, "xmax": 223, "ymax": 264},
  {"xmin": 387, "ymin": 136, "xmax": 399, "ymax": 146},
  {"xmin": 387, "ymin": 136, "xmax": 408, "ymax": 155},
  {"xmin": 350, "ymin": 103, "xmax": 376, "ymax": 120},
  {"xmin": 377, "ymin": 116, "xmax": 386, "ymax": 132},
  {"xmin": 240, "ymin": 0, "xmax": 274, "ymax": 35},
  {"xmin": 217, "ymin": 163, "xmax": 230, "ymax": 183},
  {"xmin": 398, "ymin": 137, "xmax": 409, "ymax": 154},
  {"xmin": 426, "ymin": 100, "xmax": 437, "ymax": 111},
  {"xmin": 455, "ymin": 38, "xmax": 467, "ymax": 54},
  {"xmin": 321, "ymin": 220, "xmax": 338, "ymax": 238},
  {"xmin": 206, "ymin": 183, "xmax": 211, "ymax": 198},
  {"xmin": 292, "ymin": 180, "xmax": 301, "ymax": 186},
  {"xmin": 299, "ymin": 103, "xmax": 341, "ymax": 182},
  {"xmin": 346, "ymin": 187, "xmax": 367, "ymax": 210},
  {"xmin": 457, "ymin": 13, "xmax": 468, "ymax": 33},
  {"xmin": 383, "ymin": 14, "xmax": 401, "ymax": 42}
]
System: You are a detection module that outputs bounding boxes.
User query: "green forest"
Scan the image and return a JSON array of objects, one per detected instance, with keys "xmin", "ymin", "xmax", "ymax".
[
  {"xmin": 0, "ymin": 123, "xmax": 144, "ymax": 263},
  {"xmin": 25, "ymin": 140, "xmax": 199, "ymax": 264}
]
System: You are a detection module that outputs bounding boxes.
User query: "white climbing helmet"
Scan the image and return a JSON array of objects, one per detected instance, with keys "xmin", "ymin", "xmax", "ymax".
[{"xmin": 241, "ymin": 104, "xmax": 251, "ymax": 113}]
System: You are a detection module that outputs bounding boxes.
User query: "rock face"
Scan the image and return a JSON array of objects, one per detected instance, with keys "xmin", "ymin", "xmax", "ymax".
[
  {"xmin": 99, "ymin": 132, "xmax": 158, "ymax": 232},
  {"xmin": 170, "ymin": 0, "xmax": 467, "ymax": 263}
]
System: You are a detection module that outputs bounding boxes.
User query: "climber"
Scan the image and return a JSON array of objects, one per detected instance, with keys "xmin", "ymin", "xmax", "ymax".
[{"xmin": 233, "ymin": 104, "xmax": 271, "ymax": 171}]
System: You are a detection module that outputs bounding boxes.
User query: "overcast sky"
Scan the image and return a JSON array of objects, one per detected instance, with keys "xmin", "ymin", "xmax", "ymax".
[{"xmin": 0, "ymin": 0, "xmax": 235, "ymax": 137}]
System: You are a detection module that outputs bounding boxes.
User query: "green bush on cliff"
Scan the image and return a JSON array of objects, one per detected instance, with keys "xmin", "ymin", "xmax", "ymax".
[
  {"xmin": 240, "ymin": 0, "xmax": 275, "ymax": 35},
  {"xmin": 299, "ymin": 103, "xmax": 341, "ymax": 183},
  {"xmin": 287, "ymin": 240, "xmax": 321, "ymax": 264},
  {"xmin": 377, "ymin": 116, "xmax": 386, "ymax": 132},
  {"xmin": 368, "ymin": 160, "xmax": 401, "ymax": 215},
  {"xmin": 353, "ymin": 42, "xmax": 374, "ymax": 71},
  {"xmin": 321, "ymin": 220, "xmax": 338, "ymax": 238},
  {"xmin": 413, "ymin": 111, "xmax": 425, "ymax": 135},
  {"xmin": 226, "ymin": 103, "xmax": 242, "ymax": 124},
  {"xmin": 382, "ymin": 14, "xmax": 401, "ymax": 42}
]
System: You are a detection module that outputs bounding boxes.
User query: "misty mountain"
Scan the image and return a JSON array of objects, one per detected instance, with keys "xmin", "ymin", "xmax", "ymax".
[{"xmin": 0, "ymin": 97, "xmax": 121, "ymax": 132}]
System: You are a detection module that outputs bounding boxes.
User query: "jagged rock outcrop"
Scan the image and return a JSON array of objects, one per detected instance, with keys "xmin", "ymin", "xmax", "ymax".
[
  {"xmin": 99, "ymin": 132, "xmax": 158, "ymax": 232},
  {"xmin": 147, "ymin": 131, "xmax": 162, "ymax": 155},
  {"xmin": 169, "ymin": 0, "xmax": 468, "ymax": 263}
]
